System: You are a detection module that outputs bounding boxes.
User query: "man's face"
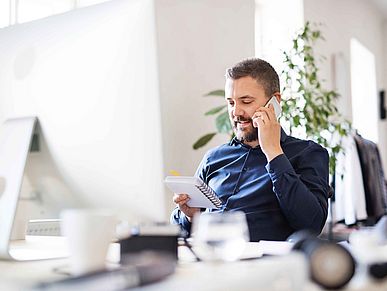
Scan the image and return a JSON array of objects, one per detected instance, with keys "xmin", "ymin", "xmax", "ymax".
[{"xmin": 225, "ymin": 76, "xmax": 269, "ymax": 143}]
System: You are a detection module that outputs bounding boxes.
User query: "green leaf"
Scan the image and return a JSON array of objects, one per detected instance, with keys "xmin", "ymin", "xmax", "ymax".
[
  {"xmin": 205, "ymin": 105, "xmax": 226, "ymax": 116},
  {"xmin": 216, "ymin": 111, "xmax": 232, "ymax": 133},
  {"xmin": 312, "ymin": 31, "xmax": 321, "ymax": 39},
  {"xmin": 293, "ymin": 39, "xmax": 298, "ymax": 50},
  {"xmin": 193, "ymin": 133, "xmax": 217, "ymax": 150},
  {"xmin": 293, "ymin": 115, "xmax": 301, "ymax": 126},
  {"xmin": 205, "ymin": 90, "xmax": 225, "ymax": 97}
]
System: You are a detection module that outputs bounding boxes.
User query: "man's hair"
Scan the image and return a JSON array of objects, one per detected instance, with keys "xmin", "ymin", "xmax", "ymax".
[{"xmin": 226, "ymin": 58, "xmax": 280, "ymax": 97}]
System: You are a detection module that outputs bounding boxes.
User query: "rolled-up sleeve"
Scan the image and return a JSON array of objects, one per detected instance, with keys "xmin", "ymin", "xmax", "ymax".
[
  {"xmin": 170, "ymin": 208, "xmax": 192, "ymax": 235},
  {"xmin": 266, "ymin": 146, "xmax": 329, "ymax": 233}
]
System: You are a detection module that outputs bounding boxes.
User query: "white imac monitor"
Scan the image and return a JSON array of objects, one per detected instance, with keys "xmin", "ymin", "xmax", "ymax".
[{"xmin": 0, "ymin": 0, "xmax": 166, "ymax": 249}]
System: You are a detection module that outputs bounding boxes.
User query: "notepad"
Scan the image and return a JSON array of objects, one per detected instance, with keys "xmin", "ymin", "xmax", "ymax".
[{"xmin": 164, "ymin": 176, "xmax": 222, "ymax": 209}]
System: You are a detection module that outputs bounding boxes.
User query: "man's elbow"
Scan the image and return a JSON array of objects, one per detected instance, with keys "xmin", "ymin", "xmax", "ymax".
[
  {"xmin": 307, "ymin": 193, "xmax": 328, "ymax": 233},
  {"xmin": 305, "ymin": 209, "xmax": 327, "ymax": 234}
]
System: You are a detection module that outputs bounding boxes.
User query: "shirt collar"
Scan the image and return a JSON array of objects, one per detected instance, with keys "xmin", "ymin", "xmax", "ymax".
[{"xmin": 229, "ymin": 127, "xmax": 288, "ymax": 147}]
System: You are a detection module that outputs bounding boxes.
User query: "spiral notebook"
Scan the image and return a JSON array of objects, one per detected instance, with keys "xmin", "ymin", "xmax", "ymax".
[{"xmin": 164, "ymin": 176, "xmax": 222, "ymax": 209}]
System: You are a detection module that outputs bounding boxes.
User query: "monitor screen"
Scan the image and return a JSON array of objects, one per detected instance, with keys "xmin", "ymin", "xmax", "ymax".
[{"xmin": 0, "ymin": 0, "xmax": 166, "ymax": 229}]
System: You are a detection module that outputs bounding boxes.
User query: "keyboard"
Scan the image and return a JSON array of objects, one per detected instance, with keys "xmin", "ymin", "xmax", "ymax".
[{"xmin": 26, "ymin": 219, "xmax": 61, "ymax": 236}]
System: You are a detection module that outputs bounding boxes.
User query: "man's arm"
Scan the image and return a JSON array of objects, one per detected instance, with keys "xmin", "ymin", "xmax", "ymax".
[
  {"xmin": 170, "ymin": 207, "xmax": 193, "ymax": 235},
  {"xmin": 254, "ymin": 104, "xmax": 329, "ymax": 233},
  {"xmin": 266, "ymin": 147, "xmax": 329, "ymax": 233},
  {"xmin": 170, "ymin": 153, "xmax": 210, "ymax": 235}
]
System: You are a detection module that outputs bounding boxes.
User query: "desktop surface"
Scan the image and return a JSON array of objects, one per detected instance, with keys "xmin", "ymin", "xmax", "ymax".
[
  {"xmin": 9, "ymin": 236, "xmax": 69, "ymax": 261},
  {"xmin": 1, "ymin": 237, "xmax": 387, "ymax": 291}
]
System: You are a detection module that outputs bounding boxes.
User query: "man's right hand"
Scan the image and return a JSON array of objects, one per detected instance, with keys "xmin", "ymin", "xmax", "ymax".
[{"xmin": 172, "ymin": 193, "xmax": 200, "ymax": 222}]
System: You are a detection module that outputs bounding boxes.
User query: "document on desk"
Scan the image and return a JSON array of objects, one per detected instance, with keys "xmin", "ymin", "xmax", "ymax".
[
  {"xmin": 240, "ymin": 242, "xmax": 263, "ymax": 260},
  {"xmin": 178, "ymin": 240, "xmax": 293, "ymax": 262},
  {"xmin": 229, "ymin": 240, "xmax": 293, "ymax": 260},
  {"xmin": 241, "ymin": 241, "xmax": 293, "ymax": 260},
  {"xmin": 258, "ymin": 240, "xmax": 294, "ymax": 255}
]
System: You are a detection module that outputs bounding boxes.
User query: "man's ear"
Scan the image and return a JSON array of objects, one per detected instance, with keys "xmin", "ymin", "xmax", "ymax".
[{"xmin": 273, "ymin": 93, "xmax": 281, "ymax": 103}]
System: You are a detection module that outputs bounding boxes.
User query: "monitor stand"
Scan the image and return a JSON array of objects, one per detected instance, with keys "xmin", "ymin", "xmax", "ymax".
[{"xmin": 0, "ymin": 117, "xmax": 68, "ymax": 261}]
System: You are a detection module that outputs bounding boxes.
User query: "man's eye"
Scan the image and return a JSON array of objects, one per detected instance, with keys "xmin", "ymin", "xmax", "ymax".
[
  {"xmin": 228, "ymin": 101, "xmax": 234, "ymax": 106},
  {"xmin": 242, "ymin": 101, "xmax": 253, "ymax": 104}
]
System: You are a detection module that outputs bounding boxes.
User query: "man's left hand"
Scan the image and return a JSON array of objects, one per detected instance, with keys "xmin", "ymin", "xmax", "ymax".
[{"xmin": 252, "ymin": 104, "xmax": 283, "ymax": 162}]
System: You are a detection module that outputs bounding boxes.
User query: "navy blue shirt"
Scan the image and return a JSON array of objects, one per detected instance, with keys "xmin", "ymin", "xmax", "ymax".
[{"xmin": 171, "ymin": 129, "xmax": 329, "ymax": 241}]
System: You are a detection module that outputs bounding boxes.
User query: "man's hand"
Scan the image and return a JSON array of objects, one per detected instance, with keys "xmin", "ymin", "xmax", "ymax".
[
  {"xmin": 252, "ymin": 104, "xmax": 283, "ymax": 162},
  {"xmin": 173, "ymin": 193, "xmax": 200, "ymax": 222}
]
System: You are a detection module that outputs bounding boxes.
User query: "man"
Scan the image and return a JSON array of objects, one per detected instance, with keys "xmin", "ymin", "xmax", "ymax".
[{"xmin": 171, "ymin": 58, "xmax": 329, "ymax": 241}]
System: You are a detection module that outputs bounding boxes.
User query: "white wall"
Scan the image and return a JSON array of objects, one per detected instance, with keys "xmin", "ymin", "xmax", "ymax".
[
  {"xmin": 155, "ymin": 0, "xmax": 255, "ymax": 211},
  {"xmin": 304, "ymin": 0, "xmax": 387, "ymax": 173}
]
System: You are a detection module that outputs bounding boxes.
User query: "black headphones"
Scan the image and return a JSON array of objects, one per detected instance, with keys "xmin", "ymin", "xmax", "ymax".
[{"xmin": 288, "ymin": 230, "xmax": 356, "ymax": 290}]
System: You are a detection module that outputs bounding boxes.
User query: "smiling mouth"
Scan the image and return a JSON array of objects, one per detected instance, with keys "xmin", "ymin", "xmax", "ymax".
[{"xmin": 234, "ymin": 119, "xmax": 252, "ymax": 129}]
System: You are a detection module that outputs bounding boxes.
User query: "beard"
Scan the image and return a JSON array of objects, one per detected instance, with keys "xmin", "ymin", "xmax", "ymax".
[{"xmin": 232, "ymin": 116, "xmax": 258, "ymax": 143}]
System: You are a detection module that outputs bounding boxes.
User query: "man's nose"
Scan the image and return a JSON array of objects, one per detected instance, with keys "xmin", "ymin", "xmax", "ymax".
[{"xmin": 233, "ymin": 104, "xmax": 244, "ymax": 117}]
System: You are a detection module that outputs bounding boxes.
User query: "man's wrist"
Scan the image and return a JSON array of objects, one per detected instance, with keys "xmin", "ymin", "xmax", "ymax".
[
  {"xmin": 186, "ymin": 209, "xmax": 200, "ymax": 222},
  {"xmin": 265, "ymin": 149, "xmax": 283, "ymax": 162}
]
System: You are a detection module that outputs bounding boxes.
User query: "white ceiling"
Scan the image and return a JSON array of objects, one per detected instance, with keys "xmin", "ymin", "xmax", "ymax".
[{"xmin": 372, "ymin": 0, "xmax": 387, "ymax": 19}]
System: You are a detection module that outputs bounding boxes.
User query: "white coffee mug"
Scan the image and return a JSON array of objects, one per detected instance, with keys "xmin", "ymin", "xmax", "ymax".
[{"xmin": 61, "ymin": 208, "xmax": 117, "ymax": 275}]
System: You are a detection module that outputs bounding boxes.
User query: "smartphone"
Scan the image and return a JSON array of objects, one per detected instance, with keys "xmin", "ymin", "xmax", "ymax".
[{"xmin": 265, "ymin": 96, "xmax": 281, "ymax": 119}]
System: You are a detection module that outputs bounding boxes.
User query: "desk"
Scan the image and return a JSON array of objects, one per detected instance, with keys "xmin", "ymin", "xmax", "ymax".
[
  {"xmin": 0, "ymin": 242, "xmax": 387, "ymax": 290},
  {"xmin": 134, "ymin": 246, "xmax": 387, "ymax": 291},
  {"xmin": 0, "ymin": 258, "xmax": 66, "ymax": 290}
]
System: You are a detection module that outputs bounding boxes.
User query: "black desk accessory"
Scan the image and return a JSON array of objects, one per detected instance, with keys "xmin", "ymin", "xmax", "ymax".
[
  {"xmin": 33, "ymin": 252, "xmax": 176, "ymax": 291},
  {"xmin": 288, "ymin": 230, "xmax": 356, "ymax": 290},
  {"xmin": 119, "ymin": 224, "xmax": 179, "ymax": 261}
]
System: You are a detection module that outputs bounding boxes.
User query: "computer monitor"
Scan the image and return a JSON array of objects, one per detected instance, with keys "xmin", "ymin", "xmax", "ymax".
[{"xmin": 0, "ymin": 0, "xmax": 166, "ymax": 245}]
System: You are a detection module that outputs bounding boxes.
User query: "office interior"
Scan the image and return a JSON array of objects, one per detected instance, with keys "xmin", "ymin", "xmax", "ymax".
[{"xmin": 0, "ymin": 0, "xmax": 387, "ymax": 290}]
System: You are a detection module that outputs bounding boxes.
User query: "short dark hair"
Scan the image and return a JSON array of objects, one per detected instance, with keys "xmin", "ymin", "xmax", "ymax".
[{"xmin": 226, "ymin": 58, "xmax": 280, "ymax": 97}]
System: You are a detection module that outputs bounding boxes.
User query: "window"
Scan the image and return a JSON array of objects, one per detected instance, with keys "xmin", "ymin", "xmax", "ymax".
[
  {"xmin": 254, "ymin": 0, "xmax": 304, "ymax": 71},
  {"xmin": 0, "ymin": 1, "xmax": 10, "ymax": 28},
  {"xmin": 0, "ymin": 0, "xmax": 111, "ymax": 27},
  {"xmin": 350, "ymin": 38, "xmax": 379, "ymax": 143},
  {"xmin": 17, "ymin": 0, "xmax": 74, "ymax": 23}
]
